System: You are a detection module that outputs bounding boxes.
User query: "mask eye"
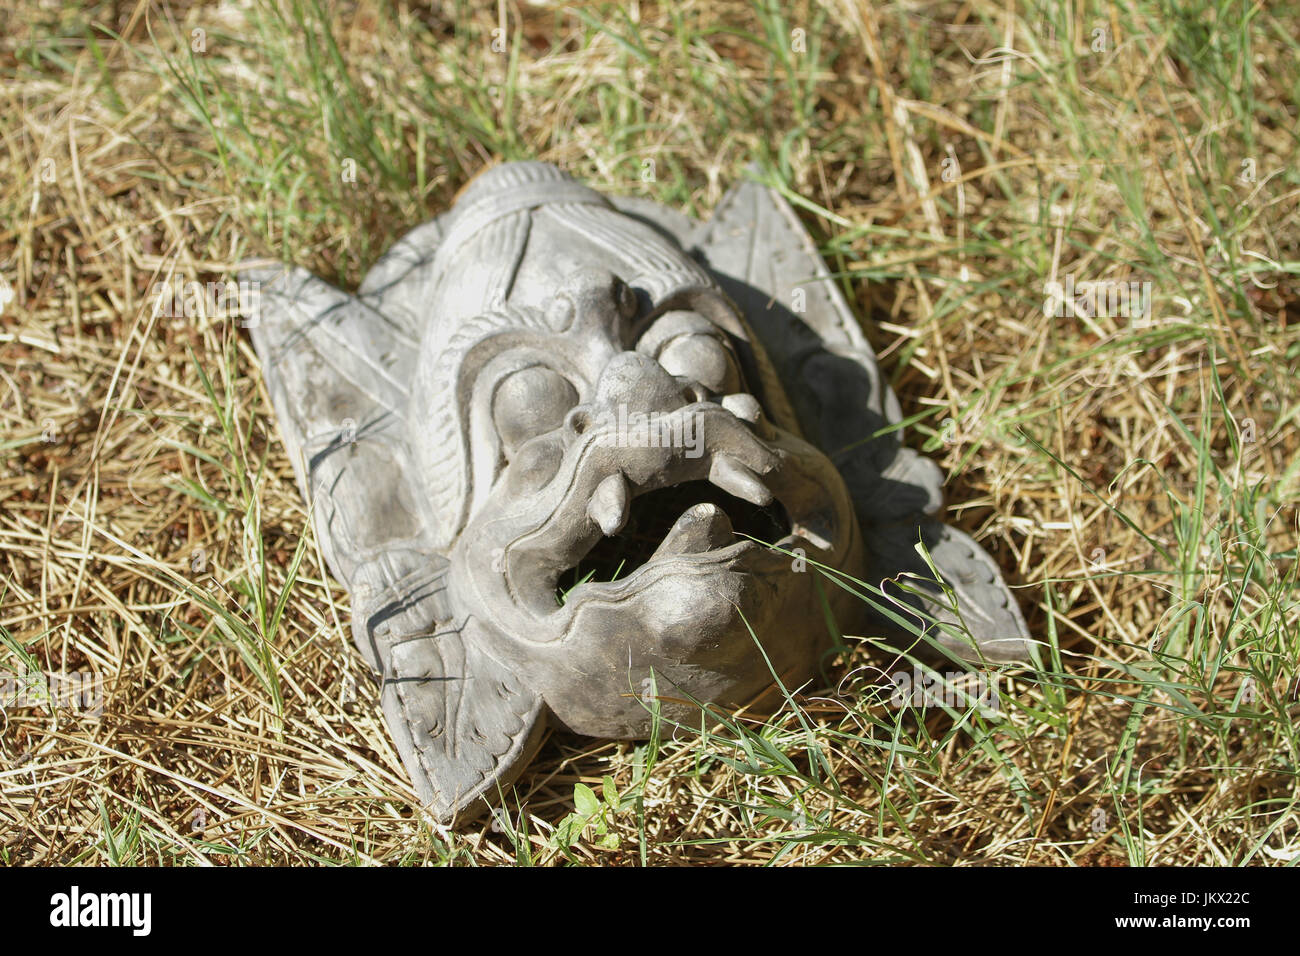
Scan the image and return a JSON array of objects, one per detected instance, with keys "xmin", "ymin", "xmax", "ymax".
[
  {"xmin": 492, "ymin": 367, "xmax": 579, "ymax": 451},
  {"xmin": 656, "ymin": 333, "xmax": 741, "ymax": 396}
]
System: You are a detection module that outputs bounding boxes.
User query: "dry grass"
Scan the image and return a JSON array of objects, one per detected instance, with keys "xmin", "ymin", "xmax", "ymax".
[{"xmin": 1, "ymin": 0, "xmax": 1297, "ymax": 865}]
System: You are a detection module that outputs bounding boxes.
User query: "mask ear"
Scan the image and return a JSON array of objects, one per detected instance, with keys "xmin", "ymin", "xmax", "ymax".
[
  {"xmin": 859, "ymin": 517, "xmax": 1032, "ymax": 664},
  {"xmin": 244, "ymin": 264, "xmax": 435, "ymax": 586},
  {"xmin": 360, "ymin": 577, "xmax": 546, "ymax": 821},
  {"xmin": 246, "ymin": 263, "xmax": 547, "ymax": 822},
  {"xmin": 691, "ymin": 172, "xmax": 1032, "ymax": 662}
]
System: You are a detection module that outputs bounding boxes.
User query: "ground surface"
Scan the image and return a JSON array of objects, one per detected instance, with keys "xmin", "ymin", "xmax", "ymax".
[{"xmin": 1, "ymin": 0, "xmax": 1297, "ymax": 865}]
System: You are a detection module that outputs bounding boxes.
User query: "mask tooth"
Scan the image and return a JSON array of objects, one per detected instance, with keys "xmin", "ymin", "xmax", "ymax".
[
  {"xmin": 650, "ymin": 503, "xmax": 734, "ymax": 559},
  {"xmin": 708, "ymin": 455, "xmax": 773, "ymax": 507},
  {"xmin": 587, "ymin": 472, "xmax": 630, "ymax": 536},
  {"xmin": 720, "ymin": 392, "xmax": 762, "ymax": 424},
  {"xmin": 791, "ymin": 513, "xmax": 834, "ymax": 552}
]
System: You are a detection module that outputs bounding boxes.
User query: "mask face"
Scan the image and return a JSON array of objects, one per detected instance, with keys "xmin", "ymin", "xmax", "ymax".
[
  {"xmin": 440, "ymin": 272, "xmax": 866, "ymax": 739},
  {"xmin": 248, "ymin": 162, "xmax": 1029, "ymax": 822}
]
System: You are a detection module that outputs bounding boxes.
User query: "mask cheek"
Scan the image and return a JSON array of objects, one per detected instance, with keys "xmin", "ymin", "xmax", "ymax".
[{"xmin": 501, "ymin": 433, "xmax": 565, "ymax": 499}]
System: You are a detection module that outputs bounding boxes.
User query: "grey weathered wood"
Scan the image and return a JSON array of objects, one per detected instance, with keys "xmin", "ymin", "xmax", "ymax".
[{"xmin": 246, "ymin": 162, "xmax": 1030, "ymax": 823}]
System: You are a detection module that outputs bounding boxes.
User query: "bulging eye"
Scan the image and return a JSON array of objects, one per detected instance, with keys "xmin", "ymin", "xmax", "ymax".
[
  {"xmin": 492, "ymin": 367, "xmax": 579, "ymax": 451},
  {"xmin": 656, "ymin": 334, "xmax": 741, "ymax": 396}
]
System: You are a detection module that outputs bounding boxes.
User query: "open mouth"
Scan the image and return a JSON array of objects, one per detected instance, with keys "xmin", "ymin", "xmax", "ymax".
[
  {"xmin": 487, "ymin": 403, "xmax": 845, "ymax": 620},
  {"xmin": 555, "ymin": 479, "xmax": 793, "ymax": 604}
]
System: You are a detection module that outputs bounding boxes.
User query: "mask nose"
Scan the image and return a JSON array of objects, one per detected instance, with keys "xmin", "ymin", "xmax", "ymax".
[
  {"xmin": 593, "ymin": 350, "xmax": 691, "ymax": 412},
  {"xmin": 561, "ymin": 351, "xmax": 707, "ymax": 447}
]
